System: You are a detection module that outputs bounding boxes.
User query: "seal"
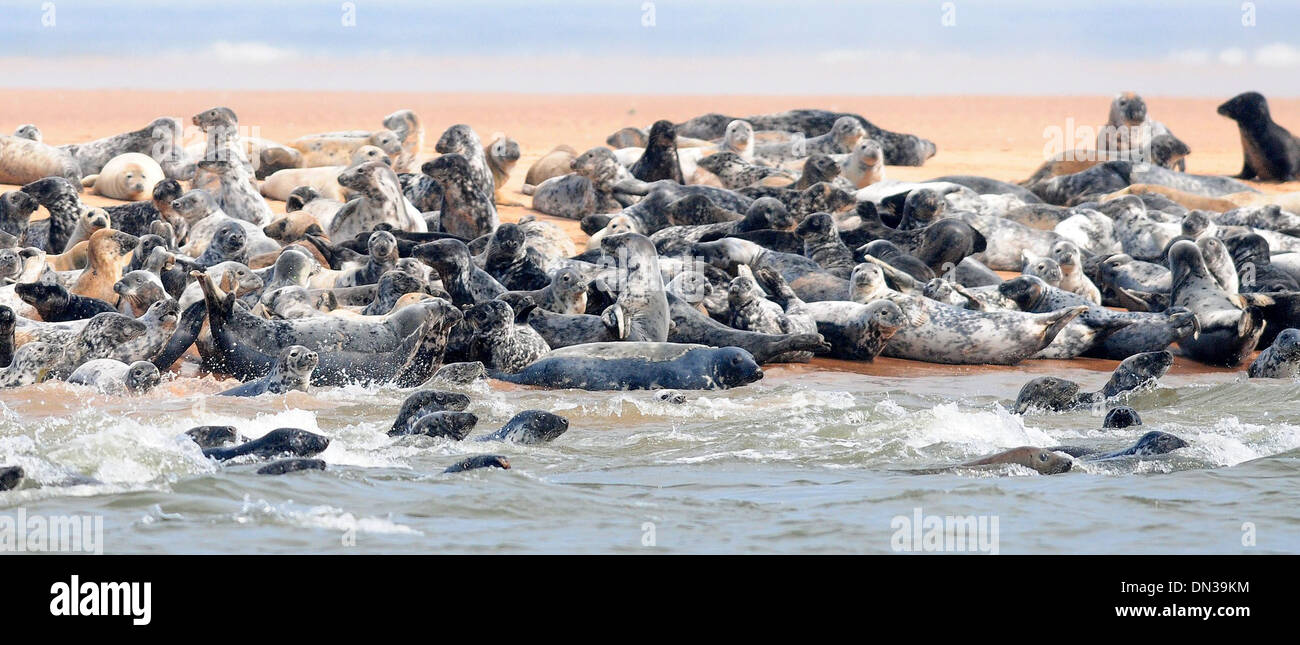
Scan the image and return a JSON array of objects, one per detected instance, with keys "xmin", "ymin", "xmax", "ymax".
[
  {"xmin": 753, "ymin": 116, "xmax": 865, "ymax": 163},
  {"xmin": 67, "ymin": 359, "xmax": 160, "ymax": 395},
  {"xmin": 19, "ymin": 177, "xmax": 84, "ymax": 253},
  {"xmin": 390, "ymin": 389, "xmax": 472, "ymax": 435},
  {"xmin": 218, "ymin": 345, "xmax": 319, "ymax": 397},
  {"xmin": 0, "ymin": 305, "xmax": 15, "ymax": 368},
  {"xmin": 101, "ymin": 178, "xmax": 185, "ymax": 239},
  {"xmin": 695, "ymin": 152, "xmax": 795, "ymax": 189},
  {"xmin": 59, "ymin": 116, "xmax": 188, "ymax": 179},
  {"xmin": 1217, "ymin": 91, "xmax": 1300, "ymax": 181},
  {"xmin": 334, "ymin": 229, "xmax": 399, "ymax": 288},
  {"xmin": 443, "ymin": 455, "xmax": 511, "ymax": 473},
  {"xmin": 202, "ymin": 428, "xmax": 330, "ymax": 462},
  {"xmin": 259, "ymin": 144, "xmax": 391, "ymax": 202},
  {"xmin": 478, "ymin": 410, "xmax": 569, "ymax": 444},
  {"xmin": 194, "ymin": 220, "xmax": 250, "ymax": 268},
  {"xmin": 60, "ymin": 207, "xmax": 111, "ymax": 254},
  {"xmin": 287, "ymin": 129, "xmax": 403, "ymax": 169},
  {"xmin": 361, "ymin": 270, "xmax": 426, "ymax": 315},
  {"xmin": 1226, "ymin": 233, "xmax": 1297, "ymax": 293},
  {"xmin": 390, "ymin": 410, "xmax": 480, "ymax": 440},
  {"xmin": 794, "ymin": 212, "xmax": 855, "ymax": 278},
  {"xmin": 673, "ymin": 108, "xmax": 936, "ymax": 166},
  {"xmin": 0, "ymin": 342, "xmax": 62, "ymax": 387},
  {"xmin": 1104, "ymin": 407, "xmax": 1143, "ymax": 428},
  {"xmin": 330, "ymin": 160, "xmax": 427, "ymax": 239},
  {"xmin": 193, "ymin": 158, "xmax": 274, "ymax": 227},
  {"xmin": 849, "ymin": 263, "xmax": 1087, "ymax": 365},
  {"xmin": 70, "ymin": 229, "xmax": 141, "ymax": 304},
  {"xmin": 485, "ymin": 133, "xmax": 523, "ymax": 205},
  {"xmin": 463, "ymin": 299, "xmax": 550, "ymax": 373},
  {"xmin": 0, "ymin": 134, "xmax": 82, "ymax": 186},
  {"xmin": 429, "ymin": 361, "xmax": 488, "ymax": 386},
  {"xmin": 80, "ymin": 152, "xmax": 165, "ymax": 201},
  {"xmin": 1096, "ymin": 92, "xmax": 1190, "ymax": 171},
  {"xmin": 413, "ymin": 239, "xmax": 505, "ymax": 306},
  {"xmin": 15, "ymin": 282, "xmax": 116, "ymax": 322},
  {"xmin": 482, "ymin": 223, "xmax": 550, "ymax": 291},
  {"xmin": 600, "ymin": 232, "xmax": 671, "ymax": 342},
  {"xmin": 501, "ymin": 268, "xmax": 588, "ymax": 315},
  {"xmin": 0, "ymin": 465, "xmax": 24, "ymax": 490},
  {"xmin": 629, "ymin": 120, "xmax": 684, "ymax": 183},
  {"xmin": 1054, "ymin": 431, "xmax": 1188, "ymax": 460},
  {"xmin": 1168, "ymin": 240, "xmax": 1270, "ymax": 366},
  {"xmin": 837, "ymin": 139, "xmax": 886, "ymax": 189},
  {"xmin": 1012, "ymin": 350, "xmax": 1174, "ymax": 414},
  {"xmin": 114, "ymin": 270, "xmax": 170, "ymax": 317},
  {"xmin": 960, "ymin": 447, "xmax": 1072, "ymax": 475},
  {"xmin": 185, "ymin": 425, "xmax": 240, "ymax": 449},
  {"xmin": 257, "ymin": 459, "xmax": 327, "ymax": 475},
  {"xmin": 1248, "ymin": 327, "xmax": 1300, "ymax": 378},
  {"xmin": 434, "ymin": 124, "xmax": 496, "ymax": 202},
  {"xmin": 492, "ymin": 342, "xmax": 763, "ymax": 391},
  {"xmin": 801, "ymin": 298, "xmax": 908, "ymax": 361},
  {"xmin": 421, "ymin": 153, "xmax": 498, "ymax": 239},
  {"xmin": 524, "ymin": 145, "xmax": 578, "ymax": 188},
  {"xmin": 0, "ymin": 189, "xmax": 40, "ymax": 238},
  {"xmin": 13, "ymin": 124, "xmax": 40, "ymax": 142}
]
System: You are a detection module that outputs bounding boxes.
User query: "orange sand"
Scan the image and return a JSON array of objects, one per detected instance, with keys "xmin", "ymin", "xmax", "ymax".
[{"xmin": 3, "ymin": 90, "xmax": 1296, "ymax": 378}]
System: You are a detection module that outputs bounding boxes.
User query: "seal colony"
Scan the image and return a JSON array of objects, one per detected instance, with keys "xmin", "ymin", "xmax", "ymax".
[{"xmin": 1, "ymin": 92, "xmax": 1298, "ymax": 488}]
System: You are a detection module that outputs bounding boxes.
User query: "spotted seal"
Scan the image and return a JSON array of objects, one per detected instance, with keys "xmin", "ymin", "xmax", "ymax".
[
  {"xmin": 19, "ymin": 177, "xmax": 84, "ymax": 252},
  {"xmin": 1248, "ymin": 328, "xmax": 1300, "ymax": 378},
  {"xmin": 1217, "ymin": 91, "xmax": 1300, "ymax": 181},
  {"xmin": 493, "ymin": 341, "xmax": 763, "ymax": 391},
  {"xmin": 1012, "ymin": 350, "xmax": 1174, "ymax": 414},
  {"xmin": 202, "ymin": 428, "xmax": 330, "ymax": 462},
  {"xmin": 463, "ymin": 299, "xmax": 549, "ymax": 373},
  {"xmin": 390, "ymin": 410, "xmax": 480, "ymax": 440},
  {"xmin": 0, "ymin": 190, "xmax": 39, "ymax": 238},
  {"xmin": 422, "ymin": 153, "xmax": 498, "ymax": 239},
  {"xmin": 390, "ymin": 389, "xmax": 472, "ymax": 435},
  {"xmin": 696, "ymin": 152, "xmax": 794, "ymax": 189},
  {"xmin": 482, "ymin": 223, "xmax": 549, "ymax": 291},
  {"xmin": 485, "ymin": 133, "xmax": 522, "ymax": 205},
  {"xmin": 331, "ymin": 160, "xmax": 426, "ymax": 239},
  {"xmin": 500, "ymin": 267, "xmax": 588, "ymax": 315},
  {"xmin": 67, "ymin": 359, "xmax": 160, "ymax": 395},
  {"xmin": 0, "ymin": 342, "xmax": 62, "ymax": 387},
  {"xmin": 219, "ymin": 345, "xmax": 319, "ymax": 397},
  {"xmin": 478, "ymin": 410, "xmax": 570, "ymax": 444},
  {"xmin": 1168, "ymin": 240, "xmax": 1271, "ymax": 366}
]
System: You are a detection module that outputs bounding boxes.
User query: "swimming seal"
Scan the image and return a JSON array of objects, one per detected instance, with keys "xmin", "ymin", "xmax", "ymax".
[
  {"xmin": 0, "ymin": 342, "xmax": 62, "ymax": 387},
  {"xmin": 1248, "ymin": 328, "xmax": 1300, "ymax": 378},
  {"xmin": 390, "ymin": 410, "xmax": 479, "ymax": 440},
  {"xmin": 185, "ymin": 425, "xmax": 240, "ymax": 449},
  {"xmin": 443, "ymin": 455, "xmax": 511, "ymax": 473},
  {"xmin": 202, "ymin": 428, "xmax": 330, "ymax": 461},
  {"xmin": 0, "ymin": 465, "xmax": 22, "ymax": 491},
  {"xmin": 256, "ymin": 459, "xmax": 327, "ymax": 475},
  {"xmin": 493, "ymin": 342, "xmax": 763, "ymax": 391},
  {"xmin": 218, "ymin": 345, "xmax": 319, "ymax": 397},
  {"xmin": 1012, "ymin": 350, "xmax": 1173, "ymax": 414},
  {"xmin": 1217, "ymin": 91, "xmax": 1300, "ymax": 181},
  {"xmin": 390, "ymin": 389, "xmax": 472, "ymax": 435},
  {"xmin": 960, "ymin": 446, "xmax": 1073, "ymax": 475},
  {"xmin": 478, "ymin": 410, "xmax": 569, "ymax": 444},
  {"xmin": 67, "ymin": 359, "xmax": 160, "ymax": 395}
]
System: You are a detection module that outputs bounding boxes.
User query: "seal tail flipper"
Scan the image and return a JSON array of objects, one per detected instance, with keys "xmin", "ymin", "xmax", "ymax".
[
  {"xmin": 80, "ymin": 175, "xmax": 98, "ymax": 188},
  {"xmin": 520, "ymin": 183, "xmax": 537, "ymax": 196},
  {"xmin": 1038, "ymin": 305, "xmax": 1089, "ymax": 348},
  {"xmin": 747, "ymin": 333, "xmax": 832, "ymax": 364}
]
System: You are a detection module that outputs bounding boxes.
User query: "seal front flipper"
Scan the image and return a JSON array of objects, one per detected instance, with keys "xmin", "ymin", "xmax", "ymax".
[{"xmin": 152, "ymin": 300, "xmax": 207, "ymax": 371}]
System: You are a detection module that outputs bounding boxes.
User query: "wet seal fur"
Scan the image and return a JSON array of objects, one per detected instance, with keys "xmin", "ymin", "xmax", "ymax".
[{"xmin": 493, "ymin": 342, "xmax": 764, "ymax": 391}]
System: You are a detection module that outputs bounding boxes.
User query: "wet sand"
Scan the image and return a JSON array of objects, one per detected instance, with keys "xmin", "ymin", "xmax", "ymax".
[{"xmin": 4, "ymin": 90, "xmax": 1296, "ymax": 378}]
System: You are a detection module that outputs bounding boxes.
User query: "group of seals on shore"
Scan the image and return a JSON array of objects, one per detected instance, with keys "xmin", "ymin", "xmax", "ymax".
[{"xmin": 1, "ymin": 92, "xmax": 1297, "ymax": 486}]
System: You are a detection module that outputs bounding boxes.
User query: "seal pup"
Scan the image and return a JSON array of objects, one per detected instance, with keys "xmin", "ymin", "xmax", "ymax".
[
  {"xmin": 114, "ymin": 270, "xmax": 169, "ymax": 316},
  {"xmin": 218, "ymin": 345, "xmax": 319, "ymax": 397},
  {"xmin": 463, "ymin": 300, "xmax": 549, "ymax": 373},
  {"xmin": 15, "ymin": 282, "xmax": 116, "ymax": 322},
  {"xmin": 1248, "ymin": 328, "xmax": 1300, "ymax": 378},
  {"xmin": 443, "ymin": 455, "xmax": 511, "ymax": 473},
  {"xmin": 629, "ymin": 120, "xmax": 684, "ymax": 183},
  {"xmin": 1217, "ymin": 91, "xmax": 1300, "ymax": 181},
  {"xmin": 67, "ymin": 359, "xmax": 161, "ymax": 395},
  {"xmin": 0, "ymin": 465, "xmax": 24, "ymax": 491},
  {"xmin": 493, "ymin": 342, "xmax": 763, "ymax": 391},
  {"xmin": 478, "ymin": 410, "xmax": 569, "ymax": 444},
  {"xmin": 202, "ymin": 428, "xmax": 330, "ymax": 462},
  {"xmin": 524, "ymin": 145, "xmax": 579, "ymax": 188},
  {"xmin": 1012, "ymin": 350, "xmax": 1174, "ymax": 414},
  {"xmin": 60, "ymin": 207, "xmax": 111, "ymax": 254},
  {"xmin": 80, "ymin": 152, "xmax": 164, "ymax": 201},
  {"xmin": 960, "ymin": 447, "xmax": 1073, "ymax": 475},
  {"xmin": 482, "ymin": 223, "xmax": 550, "ymax": 291},
  {"xmin": 422, "ymin": 154, "xmax": 498, "ymax": 239},
  {"xmin": 837, "ymin": 139, "xmax": 886, "ymax": 189},
  {"xmin": 259, "ymin": 144, "xmax": 390, "ymax": 202},
  {"xmin": 1048, "ymin": 240, "xmax": 1101, "ymax": 304},
  {"xmin": 1168, "ymin": 240, "xmax": 1270, "ymax": 366},
  {"xmin": 725, "ymin": 274, "xmax": 816, "ymax": 362},
  {"xmin": 331, "ymin": 160, "xmax": 427, "ymax": 239},
  {"xmin": 334, "ymin": 230, "xmax": 399, "ymax": 288},
  {"xmin": 0, "ymin": 342, "xmax": 62, "ymax": 387},
  {"xmin": 257, "ymin": 459, "xmax": 327, "ymax": 476}
]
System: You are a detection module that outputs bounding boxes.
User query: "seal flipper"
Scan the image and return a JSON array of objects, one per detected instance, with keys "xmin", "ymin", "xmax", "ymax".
[
  {"xmin": 745, "ymin": 333, "xmax": 831, "ymax": 364},
  {"xmin": 1037, "ymin": 305, "xmax": 1089, "ymax": 349},
  {"xmin": 152, "ymin": 300, "xmax": 207, "ymax": 371}
]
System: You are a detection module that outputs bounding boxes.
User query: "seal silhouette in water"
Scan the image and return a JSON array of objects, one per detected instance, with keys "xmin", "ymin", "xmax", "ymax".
[
  {"xmin": 444, "ymin": 455, "xmax": 510, "ymax": 473},
  {"xmin": 202, "ymin": 428, "xmax": 330, "ymax": 461},
  {"xmin": 493, "ymin": 342, "xmax": 763, "ymax": 391}
]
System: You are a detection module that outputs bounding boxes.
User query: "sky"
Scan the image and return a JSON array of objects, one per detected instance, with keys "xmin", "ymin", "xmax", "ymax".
[{"xmin": 0, "ymin": 0, "xmax": 1296, "ymax": 94}]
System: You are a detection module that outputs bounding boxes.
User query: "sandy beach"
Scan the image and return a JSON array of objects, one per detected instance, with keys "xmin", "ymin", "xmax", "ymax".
[{"xmin": 4, "ymin": 89, "xmax": 1297, "ymax": 380}]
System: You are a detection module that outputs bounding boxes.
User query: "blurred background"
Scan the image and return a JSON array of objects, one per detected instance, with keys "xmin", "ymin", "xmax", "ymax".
[{"xmin": 0, "ymin": 0, "xmax": 1296, "ymax": 94}]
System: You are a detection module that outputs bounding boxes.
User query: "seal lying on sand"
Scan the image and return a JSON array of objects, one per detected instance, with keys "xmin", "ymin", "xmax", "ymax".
[
  {"xmin": 493, "ymin": 342, "xmax": 763, "ymax": 391},
  {"xmin": 1168, "ymin": 240, "xmax": 1271, "ymax": 367},
  {"xmin": 1012, "ymin": 350, "xmax": 1173, "ymax": 413}
]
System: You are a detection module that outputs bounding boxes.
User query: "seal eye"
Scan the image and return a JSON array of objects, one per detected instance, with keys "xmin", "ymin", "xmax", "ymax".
[{"xmin": 1039, "ymin": 452, "xmax": 1049, "ymax": 462}]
